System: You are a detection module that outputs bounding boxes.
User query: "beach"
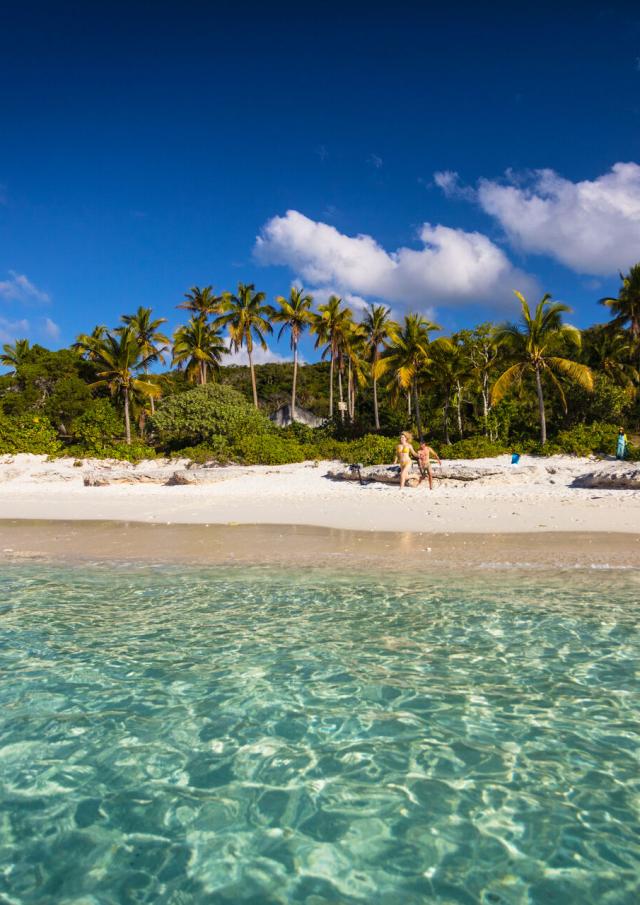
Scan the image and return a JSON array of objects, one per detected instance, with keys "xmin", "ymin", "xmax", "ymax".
[{"xmin": 0, "ymin": 452, "xmax": 639, "ymax": 535}]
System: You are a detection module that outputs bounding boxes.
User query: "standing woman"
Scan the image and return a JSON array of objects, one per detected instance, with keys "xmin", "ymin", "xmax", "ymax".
[
  {"xmin": 394, "ymin": 431, "xmax": 418, "ymax": 489},
  {"xmin": 616, "ymin": 427, "xmax": 628, "ymax": 460}
]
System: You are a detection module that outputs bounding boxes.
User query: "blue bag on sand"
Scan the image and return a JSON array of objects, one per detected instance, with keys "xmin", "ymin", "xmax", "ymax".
[{"xmin": 511, "ymin": 453, "xmax": 520, "ymax": 465}]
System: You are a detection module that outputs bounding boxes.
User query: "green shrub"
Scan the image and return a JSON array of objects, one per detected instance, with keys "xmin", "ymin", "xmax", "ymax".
[
  {"xmin": 0, "ymin": 413, "xmax": 62, "ymax": 455},
  {"xmin": 169, "ymin": 438, "xmax": 234, "ymax": 464},
  {"xmin": 553, "ymin": 422, "xmax": 620, "ymax": 457},
  {"xmin": 440, "ymin": 436, "xmax": 508, "ymax": 460},
  {"xmin": 233, "ymin": 434, "xmax": 308, "ymax": 465},
  {"xmin": 70, "ymin": 400, "xmax": 123, "ymax": 453},
  {"xmin": 150, "ymin": 384, "xmax": 271, "ymax": 447},
  {"xmin": 336, "ymin": 434, "xmax": 397, "ymax": 466}
]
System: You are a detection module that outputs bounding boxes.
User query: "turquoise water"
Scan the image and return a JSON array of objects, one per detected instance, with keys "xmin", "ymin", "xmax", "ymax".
[{"xmin": 1, "ymin": 563, "xmax": 639, "ymax": 904}]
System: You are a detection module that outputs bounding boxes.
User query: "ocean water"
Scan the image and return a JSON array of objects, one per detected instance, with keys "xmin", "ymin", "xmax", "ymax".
[{"xmin": 1, "ymin": 563, "xmax": 639, "ymax": 905}]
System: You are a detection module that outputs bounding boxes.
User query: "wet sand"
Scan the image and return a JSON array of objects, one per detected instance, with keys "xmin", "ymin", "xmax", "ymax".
[{"xmin": 1, "ymin": 520, "xmax": 639, "ymax": 571}]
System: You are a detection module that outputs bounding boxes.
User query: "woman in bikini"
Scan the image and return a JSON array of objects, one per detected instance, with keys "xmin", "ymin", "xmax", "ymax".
[{"xmin": 394, "ymin": 431, "xmax": 417, "ymax": 490}]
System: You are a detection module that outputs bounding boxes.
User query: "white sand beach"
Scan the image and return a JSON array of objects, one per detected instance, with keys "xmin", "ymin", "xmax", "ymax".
[{"xmin": 0, "ymin": 452, "xmax": 639, "ymax": 534}]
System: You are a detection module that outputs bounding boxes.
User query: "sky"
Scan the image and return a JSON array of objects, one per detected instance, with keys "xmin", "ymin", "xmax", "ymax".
[{"xmin": 1, "ymin": 0, "xmax": 640, "ymax": 365}]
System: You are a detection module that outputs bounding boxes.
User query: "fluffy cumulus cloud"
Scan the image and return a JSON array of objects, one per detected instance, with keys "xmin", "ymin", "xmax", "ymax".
[
  {"xmin": 474, "ymin": 162, "xmax": 640, "ymax": 276},
  {"xmin": 225, "ymin": 341, "xmax": 291, "ymax": 366},
  {"xmin": 255, "ymin": 210, "xmax": 535, "ymax": 311},
  {"xmin": 0, "ymin": 271, "xmax": 50, "ymax": 304}
]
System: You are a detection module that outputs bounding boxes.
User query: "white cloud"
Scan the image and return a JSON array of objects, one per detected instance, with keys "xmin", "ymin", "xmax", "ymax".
[
  {"xmin": 433, "ymin": 170, "xmax": 476, "ymax": 201},
  {"xmin": 255, "ymin": 209, "xmax": 536, "ymax": 311},
  {"xmin": 0, "ymin": 271, "xmax": 50, "ymax": 304},
  {"xmin": 41, "ymin": 317, "xmax": 61, "ymax": 341},
  {"xmin": 368, "ymin": 153, "xmax": 383, "ymax": 169},
  {"xmin": 475, "ymin": 162, "xmax": 640, "ymax": 275},
  {"xmin": 0, "ymin": 317, "xmax": 30, "ymax": 344}
]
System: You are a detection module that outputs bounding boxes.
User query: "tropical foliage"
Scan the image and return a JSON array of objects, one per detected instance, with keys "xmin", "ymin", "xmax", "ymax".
[{"xmin": 1, "ymin": 269, "xmax": 639, "ymax": 462}]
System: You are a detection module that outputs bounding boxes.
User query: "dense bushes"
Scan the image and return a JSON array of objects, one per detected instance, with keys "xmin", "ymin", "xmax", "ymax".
[
  {"xmin": 67, "ymin": 400, "xmax": 155, "ymax": 462},
  {"xmin": 0, "ymin": 414, "xmax": 62, "ymax": 455},
  {"xmin": 439, "ymin": 436, "xmax": 508, "ymax": 459},
  {"xmin": 150, "ymin": 384, "xmax": 270, "ymax": 446}
]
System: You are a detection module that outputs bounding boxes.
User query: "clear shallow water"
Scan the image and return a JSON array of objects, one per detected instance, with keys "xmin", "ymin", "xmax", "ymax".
[{"xmin": 1, "ymin": 564, "xmax": 639, "ymax": 905}]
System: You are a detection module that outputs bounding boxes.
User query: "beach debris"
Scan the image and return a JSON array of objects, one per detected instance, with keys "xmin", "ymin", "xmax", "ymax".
[
  {"xmin": 326, "ymin": 463, "xmax": 537, "ymax": 485},
  {"xmin": 572, "ymin": 466, "xmax": 640, "ymax": 490}
]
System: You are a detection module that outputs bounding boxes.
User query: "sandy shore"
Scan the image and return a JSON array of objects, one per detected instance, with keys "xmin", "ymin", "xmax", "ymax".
[
  {"xmin": 1, "ymin": 521, "xmax": 639, "ymax": 571},
  {"xmin": 0, "ymin": 453, "xmax": 639, "ymax": 535}
]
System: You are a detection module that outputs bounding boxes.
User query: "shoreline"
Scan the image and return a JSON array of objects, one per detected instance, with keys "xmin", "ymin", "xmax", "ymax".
[
  {"xmin": 1, "ymin": 454, "xmax": 640, "ymax": 535},
  {"xmin": 2, "ymin": 521, "xmax": 639, "ymax": 571}
]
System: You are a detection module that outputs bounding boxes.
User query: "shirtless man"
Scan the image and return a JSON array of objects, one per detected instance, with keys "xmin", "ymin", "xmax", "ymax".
[{"xmin": 417, "ymin": 440, "xmax": 441, "ymax": 490}]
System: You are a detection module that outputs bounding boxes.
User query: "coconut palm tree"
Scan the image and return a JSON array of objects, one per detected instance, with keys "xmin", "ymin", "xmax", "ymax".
[
  {"xmin": 343, "ymin": 320, "xmax": 368, "ymax": 422},
  {"xmin": 383, "ymin": 313, "xmax": 440, "ymax": 440},
  {"xmin": 272, "ymin": 286, "xmax": 314, "ymax": 420},
  {"xmin": 429, "ymin": 336, "xmax": 472, "ymax": 444},
  {"xmin": 88, "ymin": 327, "xmax": 160, "ymax": 444},
  {"xmin": 492, "ymin": 292, "xmax": 593, "ymax": 445},
  {"xmin": 72, "ymin": 325, "xmax": 107, "ymax": 360},
  {"xmin": 600, "ymin": 264, "xmax": 640, "ymax": 342},
  {"xmin": 311, "ymin": 295, "xmax": 353, "ymax": 420},
  {"xmin": 121, "ymin": 307, "xmax": 169, "ymax": 413},
  {"xmin": 177, "ymin": 285, "xmax": 224, "ymax": 320},
  {"xmin": 362, "ymin": 304, "xmax": 397, "ymax": 430},
  {"xmin": 0, "ymin": 338, "xmax": 30, "ymax": 373},
  {"xmin": 172, "ymin": 317, "xmax": 228, "ymax": 385},
  {"xmin": 582, "ymin": 326, "xmax": 639, "ymax": 389},
  {"xmin": 216, "ymin": 283, "xmax": 274, "ymax": 407}
]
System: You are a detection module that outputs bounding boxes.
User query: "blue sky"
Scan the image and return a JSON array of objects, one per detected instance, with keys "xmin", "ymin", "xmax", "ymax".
[{"xmin": 1, "ymin": 0, "xmax": 640, "ymax": 364}]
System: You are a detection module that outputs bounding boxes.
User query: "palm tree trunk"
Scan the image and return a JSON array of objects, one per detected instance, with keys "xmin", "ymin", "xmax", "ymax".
[
  {"xmin": 373, "ymin": 353, "xmax": 380, "ymax": 431},
  {"xmin": 248, "ymin": 347, "xmax": 258, "ymax": 408},
  {"xmin": 145, "ymin": 366, "xmax": 155, "ymax": 414},
  {"xmin": 443, "ymin": 389, "xmax": 451, "ymax": 444},
  {"xmin": 407, "ymin": 392, "xmax": 411, "ymax": 417},
  {"xmin": 413, "ymin": 379, "xmax": 423, "ymax": 440},
  {"xmin": 456, "ymin": 380, "xmax": 463, "ymax": 438},
  {"xmin": 199, "ymin": 360, "xmax": 207, "ymax": 386},
  {"xmin": 291, "ymin": 340, "xmax": 298, "ymax": 420},
  {"xmin": 123, "ymin": 385, "xmax": 131, "ymax": 445},
  {"xmin": 338, "ymin": 365, "xmax": 345, "ymax": 422},
  {"xmin": 482, "ymin": 374, "xmax": 489, "ymax": 436},
  {"xmin": 348, "ymin": 360, "xmax": 353, "ymax": 421},
  {"xmin": 329, "ymin": 354, "xmax": 334, "ymax": 419},
  {"xmin": 535, "ymin": 366, "xmax": 547, "ymax": 445}
]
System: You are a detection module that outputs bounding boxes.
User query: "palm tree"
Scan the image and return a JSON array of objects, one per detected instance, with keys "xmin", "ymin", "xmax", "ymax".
[
  {"xmin": 88, "ymin": 327, "xmax": 160, "ymax": 444},
  {"xmin": 311, "ymin": 295, "xmax": 353, "ymax": 420},
  {"xmin": 429, "ymin": 336, "xmax": 472, "ymax": 444},
  {"xmin": 600, "ymin": 264, "xmax": 640, "ymax": 342},
  {"xmin": 216, "ymin": 283, "xmax": 274, "ymax": 407},
  {"xmin": 384, "ymin": 313, "xmax": 440, "ymax": 440},
  {"xmin": 582, "ymin": 326, "xmax": 639, "ymax": 389},
  {"xmin": 1, "ymin": 338, "xmax": 30, "ymax": 373},
  {"xmin": 343, "ymin": 320, "xmax": 368, "ymax": 422},
  {"xmin": 362, "ymin": 304, "xmax": 397, "ymax": 430},
  {"xmin": 172, "ymin": 317, "xmax": 228, "ymax": 385},
  {"xmin": 121, "ymin": 307, "xmax": 169, "ymax": 413},
  {"xmin": 177, "ymin": 286, "xmax": 223, "ymax": 320},
  {"xmin": 492, "ymin": 292, "xmax": 593, "ymax": 445},
  {"xmin": 73, "ymin": 325, "xmax": 107, "ymax": 360},
  {"xmin": 272, "ymin": 286, "xmax": 314, "ymax": 420}
]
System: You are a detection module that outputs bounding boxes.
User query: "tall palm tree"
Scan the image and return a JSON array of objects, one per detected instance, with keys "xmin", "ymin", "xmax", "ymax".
[
  {"xmin": 311, "ymin": 295, "xmax": 353, "ymax": 420},
  {"xmin": 216, "ymin": 283, "xmax": 274, "ymax": 407},
  {"xmin": 121, "ymin": 307, "xmax": 169, "ymax": 414},
  {"xmin": 0, "ymin": 338, "xmax": 30, "ymax": 373},
  {"xmin": 362, "ymin": 304, "xmax": 397, "ymax": 430},
  {"xmin": 72, "ymin": 325, "xmax": 107, "ymax": 360},
  {"xmin": 600, "ymin": 264, "xmax": 640, "ymax": 342},
  {"xmin": 87, "ymin": 327, "xmax": 159, "ymax": 444},
  {"xmin": 492, "ymin": 292, "xmax": 593, "ymax": 445},
  {"xmin": 429, "ymin": 336, "xmax": 472, "ymax": 444},
  {"xmin": 272, "ymin": 286, "xmax": 314, "ymax": 419},
  {"xmin": 383, "ymin": 313, "xmax": 440, "ymax": 440},
  {"xmin": 172, "ymin": 317, "xmax": 228, "ymax": 385},
  {"xmin": 582, "ymin": 326, "xmax": 639, "ymax": 389},
  {"xmin": 177, "ymin": 286, "xmax": 223, "ymax": 321},
  {"xmin": 343, "ymin": 320, "xmax": 368, "ymax": 422}
]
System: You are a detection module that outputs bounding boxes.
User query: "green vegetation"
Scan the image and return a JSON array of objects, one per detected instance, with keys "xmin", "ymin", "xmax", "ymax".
[{"xmin": 1, "ymin": 271, "xmax": 639, "ymax": 464}]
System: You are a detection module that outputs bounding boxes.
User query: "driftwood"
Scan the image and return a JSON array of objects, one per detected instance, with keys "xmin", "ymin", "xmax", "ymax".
[
  {"xmin": 572, "ymin": 467, "xmax": 640, "ymax": 490},
  {"xmin": 326, "ymin": 463, "xmax": 537, "ymax": 485},
  {"xmin": 84, "ymin": 467, "xmax": 231, "ymax": 487}
]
